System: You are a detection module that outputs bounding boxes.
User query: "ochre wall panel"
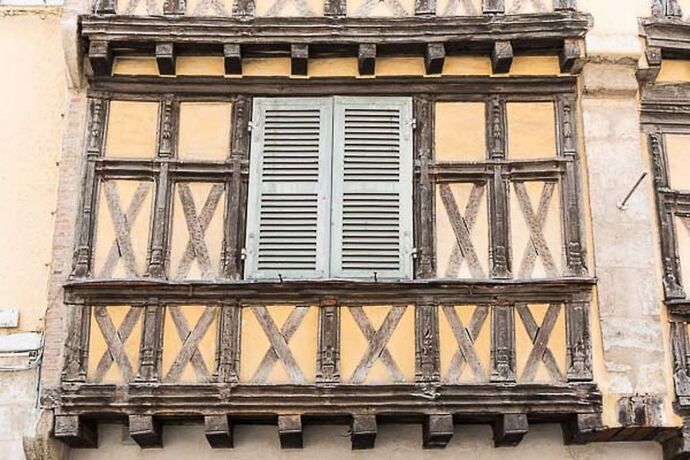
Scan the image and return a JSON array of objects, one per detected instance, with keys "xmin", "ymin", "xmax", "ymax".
[
  {"xmin": 507, "ymin": 102, "xmax": 557, "ymax": 159},
  {"xmin": 178, "ymin": 102, "xmax": 232, "ymax": 160},
  {"xmin": 93, "ymin": 180, "xmax": 154, "ymax": 278},
  {"xmin": 184, "ymin": 0, "xmax": 233, "ymax": 16},
  {"xmin": 375, "ymin": 57, "xmax": 425, "ymax": 76},
  {"xmin": 515, "ymin": 303, "xmax": 566, "ymax": 384},
  {"xmin": 346, "ymin": 0, "xmax": 414, "ymax": 17},
  {"xmin": 505, "ymin": 0, "xmax": 553, "ymax": 14},
  {"xmin": 105, "ymin": 101, "xmax": 159, "ymax": 158},
  {"xmin": 176, "ymin": 57, "xmax": 225, "ymax": 76},
  {"xmin": 112, "ymin": 57, "xmax": 160, "ymax": 76},
  {"xmin": 657, "ymin": 60, "xmax": 690, "ymax": 82},
  {"xmin": 509, "ymin": 56, "xmax": 560, "ymax": 76},
  {"xmin": 666, "ymin": 134, "xmax": 690, "ymax": 190},
  {"xmin": 435, "ymin": 102, "xmax": 486, "ymax": 161},
  {"xmin": 436, "ymin": 0, "xmax": 481, "ymax": 16},
  {"xmin": 87, "ymin": 306, "xmax": 143, "ymax": 383},
  {"xmin": 243, "ymin": 58, "xmax": 291, "ymax": 76},
  {"xmin": 255, "ymin": 0, "xmax": 325, "ymax": 16},
  {"xmin": 439, "ymin": 305, "xmax": 491, "ymax": 383},
  {"xmin": 442, "ymin": 56, "xmax": 492, "ymax": 76},
  {"xmin": 309, "ymin": 58, "xmax": 359, "ymax": 77}
]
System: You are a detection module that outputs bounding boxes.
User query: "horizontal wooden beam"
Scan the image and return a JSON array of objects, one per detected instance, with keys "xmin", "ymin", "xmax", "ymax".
[
  {"xmin": 423, "ymin": 414, "xmax": 454, "ymax": 448},
  {"xmin": 493, "ymin": 413, "xmax": 528, "ymax": 447},
  {"xmin": 129, "ymin": 415, "xmax": 162, "ymax": 448},
  {"xmin": 351, "ymin": 415, "xmax": 377, "ymax": 449},
  {"xmin": 54, "ymin": 415, "xmax": 98, "ymax": 448},
  {"xmin": 642, "ymin": 18, "xmax": 690, "ymax": 58},
  {"xmin": 278, "ymin": 415, "xmax": 303, "ymax": 449},
  {"xmin": 205, "ymin": 415, "xmax": 234, "ymax": 448},
  {"xmin": 562, "ymin": 412, "xmax": 605, "ymax": 445}
]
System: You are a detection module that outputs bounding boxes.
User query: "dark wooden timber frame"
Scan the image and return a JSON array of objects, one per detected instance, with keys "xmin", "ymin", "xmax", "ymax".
[{"xmin": 54, "ymin": 8, "xmax": 604, "ymax": 450}]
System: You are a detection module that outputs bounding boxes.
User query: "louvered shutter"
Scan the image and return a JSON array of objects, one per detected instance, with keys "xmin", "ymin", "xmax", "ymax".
[
  {"xmin": 244, "ymin": 98, "xmax": 333, "ymax": 280},
  {"xmin": 330, "ymin": 97, "xmax": 414, "ymax": 279}
]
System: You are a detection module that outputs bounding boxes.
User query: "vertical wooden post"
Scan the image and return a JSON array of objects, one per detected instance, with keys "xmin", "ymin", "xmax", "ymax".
[
  {"xmin": 62, "ymin": 305, "xmax": 91, "ymax": 382},
  {"xmin": 554, "ymin": 0, "xmax": 576, "ymax": 10},
  {"xmin": 325, "ymin": 0, "xmax": 346, "ymax": 16},
  {"xmin": 415, "ymin": 0, "xmax": 435, "ymax": 16},
  {"xmin": 137, "ymin": 304, "xmax": 164, "ymax": 382},
  {"xmin": 491, "ymin": 302, "xmax": 516, "ymax": 382},
  {"xmin": 232, "ymin": 0, "xmax": 255, "ymax": 16},
  {"xmin": 487, "ymin": 97, "xmax": 511, "ymax": 279},
  {"xmin": 215, "ymin": 303, "xmax": 241, "ymax": 383},
  {"xmin": 317, "ymin": 298, "xmax": 340, "ymax": 385},
  {"xmin": 565, "ymin": 293, "xmax": 593, "ymax": 382},
  {"xmin": 415, "ymin": 300, "xmax": 440, "ymax": 383},
  {"xmin": 671, "ymin": 322, "xmax": 690, "ymax": 398},
  {"xmin": 413, "ymin": 96, "xmax": 435, "ymax": 279},
  {"xmin": 163, "ymin": 0, "xmax": 186, "ymax": 14}
]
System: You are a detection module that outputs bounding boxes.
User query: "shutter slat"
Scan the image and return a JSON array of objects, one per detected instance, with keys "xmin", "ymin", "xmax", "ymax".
[
  {"xmin": 245, "ymin": 98, "xmax": 332, "ymax": 280},
  {"xmin": 331, "ymin": 97, "xmax": 414, "ymax": 279}
]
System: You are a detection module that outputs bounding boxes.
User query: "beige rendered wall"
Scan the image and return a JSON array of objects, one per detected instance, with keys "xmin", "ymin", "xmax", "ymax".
[{"xmin": 0, "ymin": 6, "xmax": 67, "ymax": 460}]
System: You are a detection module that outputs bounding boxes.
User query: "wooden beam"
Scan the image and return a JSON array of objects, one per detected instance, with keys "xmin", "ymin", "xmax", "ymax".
[
  {"xmin": 423, "ymin": 414, "xmax": 454, "ymax": 448},
  {"xmin": 560, "ymin": 39, "xmax": 584, "ymax": 74},
  {"xmin": 425, "ymin": 43, "xmax": 446, "ymax": 75},
  {"xmin": 493, "ymin": 413, "xmax": 528, "ymax": 447},
  {"xmin": 54, "ymin": 415, "xmax": 98, "ymax": 448},
  {"xmin": 88, "ymin": 40, "xmax": 112, "ymax": 77},
  {"xmin": 663, "ymin": 422, "xmax": 690, "ymax": 460},
  {"xmin": 156, "ymin": 43, "xmax": 176, "ymax": 76},
  {"xmin": 205, "ymin": 415, "xmax": 234, "ymax": 448},
  {"xmin": 224, "ymin": 44, "xmax": 242, "ymax": 75},
  {"xmin": 278, "ymin": 415, "xmax": 303, "ymax": 449},
  {"xmin": 491, "ymin": 41, "xmax": 513, "ymax": 74},
  {"xmin": 291, "ymin": 44, "xmax": 309, "ymax": 76},
  {"xmin": 129, "ymin": 415, "xmax": 162, "ymax": 448},
  {"xmin": 351, "ymin": 415, "xmax": 377, "ymax": 449},
  {"xmin": 358, "ymin": 44, "xmax": 376, "ymax": 76},
  {"xmin": 562, "ymin": 412, "xmax": 605, "ymax": 445}
]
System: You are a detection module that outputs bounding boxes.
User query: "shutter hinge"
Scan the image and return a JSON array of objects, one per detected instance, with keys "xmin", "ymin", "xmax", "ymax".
[
  {"xmin": 411, "ymin": 248, "xmax": 418, "ymax": 259},
  {"xmin": 410, "ymin": 118, "xmax": 417, "ymax": 130},
  {"xmin": 247, "ymin": 121, "xmax": 254, "ymax": 132},
  {"xmin": 241, "ymin": 248, "xmax": 247, "ymax": 260}
]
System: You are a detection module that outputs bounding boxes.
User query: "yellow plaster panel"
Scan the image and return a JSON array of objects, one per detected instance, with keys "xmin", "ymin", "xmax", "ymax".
[
  {"xmin": 112, "ymin": 57, "xmax": 159, "ymax": 76},
  {"xmin": 243, "ymin": 58, "xmax": 291, "ymax": 77},
  {"xmin": 105, "ymin": 101, "xmax": 159, "ymax": 158},
  {"xmin": 436, "ymin": 0, "xmax": 481, "ymax": 16},
  {"xmin": 509, "ymin": 56, "xmax": 560, "ymax": 76},
  {"xmin": 443, "ymin": 56, "xmax": 492, "ymax": 76},
  {"xmin": 162, "ymin": 306, "xmax": 218, "ymax": 382},
  {"xmin": 87, "ymin": 306, "xmax": 142, "ymax": 383},
  {"xmin": 435, "ymin": 102, "xmax": 486, "ymax": 161},
  {"xmin": 436, "ymin": 183, "xmax": 489, "ymax": 278},
  {"xmin": 340, "ymin": 305, "xmax": 415, "ymax": 384},
  {"xmin": 347, "ymin": 0, "xmax": 414, "ymax": 16},
  {"xmin": 239, "ymin": 305, "xmax": 318, "ymax": 384},
  {"xmin": 666, "ymin": 134, "xmax": 690, "ymax": 190},
  {"xmin": 515, "ymin": 304, "xmax": 566, "ymax": 384},
  {"xmin": 93, "ymin": 180, "xmax": 154, "ymax": 278},
  {"xmin": 116, "ymin": 0, "xmax": 164, "ymax": 16},
  {"xmin": 439, "ymin": 305, "xmax": 491, "ymax": 383},
  {"xmin": 255, "ymin": 0, "xmax": 325, "ymax": 16},
  {"xmin": 376, "ymin": 57, "xmax": 425, "ymax": 77},
  {"xmin": 176, "ymin": 57, "xmax": 225, "ymax": 76},
  {"xmin": 510, "ymin": 181, "xmax": 563, "ymax": 279},
  {"xmin": 309, "ymin": 58, "xmax": 359, "ymax": 77},
  {"xmin": 675, "ymin": 216, "xmax": 690, "ymax": 296},
  {"xmin": 178, "ymin": 102, "xmax": 232, "ymax": 161},
  {"xmin": 657, "ymin": 60, "xmax": 690, "ymax": 82},
  {"xmin": 184, "ymin": 0, "xmax": 233, "ymax": 15},
  {"xmin": 505, "ymin": 0, "xmax": 553, "ymax": 14},
  {"xmin": 169, "ymin": 183, "xmax": 226, "ymax": 280},
  {"xmin": 507, "ymin": 102, "xmax": 557, "ymax": 159}
]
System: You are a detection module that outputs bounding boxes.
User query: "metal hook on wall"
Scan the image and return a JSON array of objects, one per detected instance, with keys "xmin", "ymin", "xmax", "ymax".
[{"xmin": 617, "ymin": 172, "xmax": 648, "ymax": 211}]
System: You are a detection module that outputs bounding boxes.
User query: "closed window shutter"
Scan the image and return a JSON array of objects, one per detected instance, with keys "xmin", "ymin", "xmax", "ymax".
[
  {"xmin": 244, "ymin": 98, "xmax": 333, "ymax": 280},
  {"xmin": 330, "ymin": 97, "xmax": 414, "ymax": 279}
]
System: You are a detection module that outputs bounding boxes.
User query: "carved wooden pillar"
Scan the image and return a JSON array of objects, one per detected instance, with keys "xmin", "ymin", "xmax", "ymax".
[
  {"xmin": 232, "ymin": 0, "xmax": 255, "ymax": 16},
  {"xmin": 671, "ymin": 321, "xmax": 690, "ymax": 400},
  {"xmin": 163, "ymin": 0, "xmax": 186, "ymax": 14},
  {"xmin": 415, "ymin": 300, "xmax": 440, "ymax": 383},
  {"xmin": 317, "ymin": 298, "xmax": 340, "ymax": 384},
  {"xmin": 491, "ymin": 303, "xmax": 516, "ymax": 382},
  {"xmin": 565, "ymin": 293, "xmax": 593, "ymax": 381},
  {"xmin": 413, "ymin": 96, "xmax": 435, "ymax": 279},
  {"xmin": 223, "ymin": 96, "xmax": 251, "ymax": 279},
  {"xmin": 415, "ymin": 0, "xmax": 435, "ymax": 15},
  {"xmin": 215, "ymin": 303, "xmax": 241, "ymax": 383},
  {"xmin": 649, "ymin": 132, "xmax": 685, "ymax": 299},
  {"xmin": 72, "ymin": 98, "xmax": 108, "ymax": 278},
  {"xmin": 137, "ymin": 304, "xmax": 164, "ymax": 382},
  {"xmin": 557, "ymin": 96, "xmax": 588, "ymax": 277},
  {"xmin": 325, "ymin": 0, "xmax": 346, "ymax": 16},
  {"xmin": 487, "ymin": 97, "xmax": 511, "ymax": 279},
  {"xmin": 62, "ymin": 305, "xmax": 91, "ymax": 382}
]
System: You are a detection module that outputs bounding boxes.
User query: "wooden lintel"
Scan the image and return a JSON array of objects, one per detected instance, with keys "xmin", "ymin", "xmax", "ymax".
[
  {"xmin": 491, "ymin": 41, "xmax": 513, "ymax": 74},
  {"xmin": 156, "ymin": 43, "xmax": 176, "ymax": 76},
  {"xmin": 560, "ymin": 39, "xmax": 584, "ymax": 74},
  {"xmin": 562, "ymin": 412, "xmax": 605, "ymax": 445},
  {"xmin": 88, "ymin": 40, "xmax": 112, "ymax": 77},
  {"xmin": 224, "ymin": 44, "xmax": 242, "ymax": 75},
  {"xmin": 423, "ymin": 414, "xmax": 454, "ymax": 449},
  {"xmin": 205, "ymin": 415, "xmax": 234, "ymax": 448},
  {"xmin": 351, "ymin": 415, "xmax": 377, "ymax": 449},
  {"xmin": 493, "ymin": 413, "xmax": 528, "ymax": 447},
  {"xmin": 278, "ymin": 415, "xmax": 303, "ymax": 449},
  {"xmin": 425, "ymin": 43, "xmax": 446, "ymax": 75},
  {"xmin": 129, "ymin": 415, "xmax": 162, "ymax": 448},
  {"xmin": 291, "ymin": 44, "xmax": 309, "ymax": 76},
  {"xmin": 54, "ymin": 415, "xmax": 98, "ymax": 448},
  {"xmin": 358, "ymin": 44, "xmax": 376, "ymax": 76}
]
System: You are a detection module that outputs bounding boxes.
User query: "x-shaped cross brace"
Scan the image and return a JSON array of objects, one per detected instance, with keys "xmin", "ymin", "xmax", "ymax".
[
  {"xmin": 349, "ymin": 306, "xmax": 406, "ymax": 384},
  {"xmin": 92, "ymin": 306, "xmax": 142, "ymax": 382},
  {"xmin": 439, "ymin": 183, "xmax": 486, "ymax": 278},
  {"xmin": 442, "ymin": 304, "xmax": 489, "ymax": 382},
  {"xmin": 175, "ymin": 183, "xmax": 224, "ymax": 279},
  {"xmin": 517, "ymin": 303, "xmax": 563, "ymax": 382},
  {"xmin": 514, "ymin": 181, "xmax": 558, "ymax": 278},
  {"xmin": 250, "ymin": 306, "xmax": 309, "ymax": 384},
  {"xmin": 165, "ymin": 306, "xmax": 218, "ymax": 382}
]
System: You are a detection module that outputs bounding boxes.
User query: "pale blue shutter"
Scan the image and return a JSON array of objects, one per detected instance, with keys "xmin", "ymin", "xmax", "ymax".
[
  {"xmin": 244, "ymin": 98, "xmax": 333, "ymax": 280},
  {"xmin": 330, "ymin": 97, "xmax": 414, "ymax": 279}
]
